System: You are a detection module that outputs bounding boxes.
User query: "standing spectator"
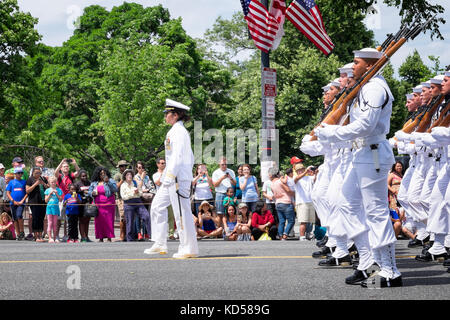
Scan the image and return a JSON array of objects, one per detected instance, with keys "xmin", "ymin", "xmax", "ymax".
[
  {"xmin": 222, "ymin": 204, "xmax": 238, "ymax": 241},
  {"xmin": 0, "ymin": 163, "xmax": 6, "ymax": 214},
  {"xmin": 262, "ymin": 168, "xmax": 278, "ymax": 225},
  {"xmin": 251, "ymin": 201, "xmax": 277, "ymax": 240},
  {"xmin": 26, "ymin": 167, "xmax": 48, "ymax": 242},
  {"xmin": 388, "ymin": 161, "xmax": 404, "ymax": 212},
  {"xmin": 152, "ymin": 157, "xmax": 175, "ymax": 239},
  {"xmin": 88, "ymin": 167, "xmax": 118, "ymax": 242},
  {"xmin": 5, "ymin": 157, "xmax": 29, "ymax": 180},
  {"xmin": 293, "ymin": 163, "xmax": 316, "ymax": 241},
  {"xmin": 54, "ymin": 158, "xmax": 80, "ymax": 241},
  {"xmin": 290, "ymin": 156, "xmax": 303, "ymax": 176},
  {"xmin": 2, "ymin": 173, "xmax": 14, "ymax": 217},
  {"xmin": 34, "ymin": 156, "xmax": 53, "ymax": 178},
  {"xmin": 134, "ymin": 161, "xmax": 156, "ymax": 241},
  {"xmin": 236, "ymin": 203, "xmax": 252, "ymax": 241},
  {"xmin": 74, "ymin": 170, "xmax": 92, "ymax": 242},
  {"xmin": 222, "ymin": 187, "xmax": 238, "ymax": 208},
  {"xmin": 0, "ymin": 212, "xmax": 15, "ymax": 240},
  {"xmin": 238, "ymin": 164, "xmax": 260, "ymax": 213},
  {"xmin": 6, "ymin": 167, "xmax": 28, "ymax": 240},
  {"xmin": 192, "ymin": 164, "xmax": 214, "ymax": 216},
  {"xmin": 44, "ymin": 176, "xmax": 63, "ymax": 243},
  {"xmin": 270, "ymin": 167, "xmax": 296, "ymax": 241},
  {"xmin": 63, "ymin": 184, "xmax": 82, "ymax": 242},
  {"xmin": 114, "ymin": 160, "xmax": 129, "ymax": 241},
  {"xmin": 121, "ymin": 169, "xmax": 152, "ymax": 242},
  {"xmin": 234, "ymin": 165, "xmax": 243, "ymax": 201},
  {"xmin": 212, "ymin": 157, "xmax": 236, "ymax": 225}
]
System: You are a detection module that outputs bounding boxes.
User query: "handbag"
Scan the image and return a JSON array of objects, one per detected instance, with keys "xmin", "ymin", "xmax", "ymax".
[
  {"xmin": 84, "ymin": 200, "xmax": 98, "ymax": 218},
  {"xmin": 258, "ymin": 231, "xmax": 271, "ymax": 241}
]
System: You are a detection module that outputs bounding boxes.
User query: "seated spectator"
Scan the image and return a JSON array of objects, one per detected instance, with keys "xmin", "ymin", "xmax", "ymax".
[
  {"xmin": 262, "ymin": 169, "xmax": 277, "ymax": 225},
  {"xmin": 222, "ymin": 187, "xmax": 238, "ymax": 208},
  {"xmin": 270, "ymin": 168, "xmax": 295, "ymax": 241},
  {"xmin": 121, "ymin": 169, "xmax": 151, "ymax": 242},
  {"xmin": 239, "ymin": 164, "xmax": 260, "ymax": 213},
  {"xmin": 192, "ymin": 164, "xmax": 214, "ymax": 216},
  {"xmin": 44, "ymin": 176, "xmax": 64, "ymax": 243},
  {"xmin": 63, "ymin": 184, "xmax": 82, "ymax": 243},
  {"xmin": 389, "ymin": 208, "xmax": 402, "ymax": 238},
  {"xmin": 251, "ymin": 201, "xmax": 277, "ymax": 240},
  {"xmin": 6, "ymin": 167, "xmax": 28, "ymax": 240},
  {"xmin": 0, "ymin": 212, "xmax": 15, "ymax": 240},
  {"xmin": 388, "ymin": 161, "xmax": 403, "ymax": 212},
  {"xmin": 236, "ymin": 203, "xmax": 252, "ymax": 241},
  {"xmin": 195, "ymin": 201, "xmax": 223, "ymax": 239},
  {"xmin": 223, "ymin": 205, "xmax": 238, "ymax": 241}
]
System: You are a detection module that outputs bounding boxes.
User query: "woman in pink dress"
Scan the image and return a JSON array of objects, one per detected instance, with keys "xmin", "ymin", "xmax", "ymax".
[{"xmin": 88, "ymin": 167, "xmax": 118, "ymax": 242}]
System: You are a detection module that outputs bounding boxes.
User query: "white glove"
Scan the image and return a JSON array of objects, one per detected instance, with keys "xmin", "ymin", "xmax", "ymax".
[
  {"xmin": 314, "ymin": 124, "xmax": 339, "ymax": 142},
  {"xmin": 302, "ymin": 134, "xmax": 312, "ymax": 143},
  {"xmin": 394, "ymin": 130, "xmax": 411, "ymax": 142},
  {"xmin": 411, "ymin": 132, "xmax": 425, "ymax": 140},
  {"xmin": 421, "ymin": 133, "xmax": 438, "ymax": 147},
  {"xmin": 388, "ymin": 137, "xmax": 397, "ymax": 148}
]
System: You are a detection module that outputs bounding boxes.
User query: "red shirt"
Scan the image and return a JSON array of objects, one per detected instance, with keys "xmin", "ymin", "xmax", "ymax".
[
  {"xmin": 251, "ymin": 210, "xmax": 275, "ymax": 228},
  {"xmin": 57, "ymin": 173, "xmax": 76, "ymax": 196}
]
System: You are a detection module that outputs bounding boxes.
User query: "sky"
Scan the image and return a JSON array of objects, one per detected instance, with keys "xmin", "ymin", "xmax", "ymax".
[{"xmin": 16, "ymin": 0, "xmax": 450, "ymax": 76}]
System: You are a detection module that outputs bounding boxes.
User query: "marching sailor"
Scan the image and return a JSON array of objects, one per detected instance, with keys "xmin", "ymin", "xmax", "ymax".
[
  {"xmin": 144, "ymin": 99, "xmax": 199, "ymax": 259},
  {"xmin": 314, "ymin": 48, "xmax": 402, "ymax": 288}
]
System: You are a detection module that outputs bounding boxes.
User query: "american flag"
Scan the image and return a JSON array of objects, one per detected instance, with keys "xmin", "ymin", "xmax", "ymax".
[
  {"xmin": 241, "ymin": 0, "xmax": 279, "ymax": 53},
  {"xmin": 285, "ymin": 0, "xmax": 334, "ymax": 55}
]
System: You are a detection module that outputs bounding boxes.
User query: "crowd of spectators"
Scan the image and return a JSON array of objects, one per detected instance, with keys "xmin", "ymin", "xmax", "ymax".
[{"xmin": 0, "ymin": 155, "xmax": 321, "ymax": 243}]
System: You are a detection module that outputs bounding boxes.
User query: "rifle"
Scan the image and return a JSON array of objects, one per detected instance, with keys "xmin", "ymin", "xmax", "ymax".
[
  {"xmin": 308, "ymin": 17, "xmax": 434, "ymax": 141},
  {"xmin": 427, "ymin": 99, "xmax": 450, "ymax": 132},
  {"xmin": 414, "ymin": 94, "xmax": 444, "ymax": 132}
]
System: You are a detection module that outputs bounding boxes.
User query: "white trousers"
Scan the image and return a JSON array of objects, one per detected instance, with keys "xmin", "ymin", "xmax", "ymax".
[
  {"xmin": 397, "ymin": 163, "xmax": 415, "ymax": 220},
  {"xmin": 407, "ymin": 156, "xmax": 432, "ymax": 223},
  {"xmin": 419, "ymin": 156, "xmax": 439, "ymax": 215},
  {"xmin": 331, "ymin": 162, "xmax": 396, "ymax": 249},
  {"xmin": 426, "ymin": 163, "xmax": 449, "ymax": 235},
  {"xmin": 150, "ymin": 181, "xmax": 198, "ymax": 255}
]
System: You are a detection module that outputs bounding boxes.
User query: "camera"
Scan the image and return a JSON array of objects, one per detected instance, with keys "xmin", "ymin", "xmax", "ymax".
[{"xmin": 310, "ymin": 166, "xmax": 317, "ymax": 172}]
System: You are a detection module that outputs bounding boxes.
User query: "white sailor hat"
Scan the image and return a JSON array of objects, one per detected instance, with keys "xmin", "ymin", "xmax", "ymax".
[
  {"xmin": 405, "ymin": 93, "xmax": 414, "ymax": 100},
  {"xmin": 353, "ymin": 48, "xmax": 382, "ymax": 60},
  {"xmin": 339, "ymin": 63, "xmax": 354, "ymax": 74},
  {"xmin": 322, "ymin": 84, "xmax": 330, "ymax": 92},
  {"xmin": 164, "ymin": 98, "xmax": 190, "ymax": 112},
  {"xmin": 430, "ymin": 74, "xmax": 445, "ymax": 85},
  {"xmin": 412, "ymin": 85, "xmax": 422, "ymax": 93},
  {"xmin": 330, "ymin": 78, "xmax": 341, "ymax": 88},
  {"xmin": 420, "ymin": 80, "xmax": 431, "ymax": 88},
  {"xmin": 445, "ymin": 70, "xmax": 450, "ymax": 77}
]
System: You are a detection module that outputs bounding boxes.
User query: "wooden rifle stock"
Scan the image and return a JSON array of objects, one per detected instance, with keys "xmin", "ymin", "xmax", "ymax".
[
  {"xmin": 427, "ymin": 100, "xmax": 450, "ymax": 132},
  {"xmin": 415, "ymin": 95, "xmax": 444, "ymax": 132}
]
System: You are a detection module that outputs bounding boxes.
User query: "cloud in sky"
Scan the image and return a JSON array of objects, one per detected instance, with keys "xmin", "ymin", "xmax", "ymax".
[{"xmin": 17, "ymin": 0, "xmax": 449, "ymax": 76}]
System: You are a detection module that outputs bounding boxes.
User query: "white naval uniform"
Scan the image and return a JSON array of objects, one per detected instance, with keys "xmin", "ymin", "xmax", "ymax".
[
  {"xmin": 150, "ymin": 120, "xmax": 199, "ymax": 256},
  {"xmin": 315, "ymin": 75, "xmax": 400, "ymax": 279},
  {"xmin": 425, "ymin": 127, "xmax": 450, "ymax": 254}
]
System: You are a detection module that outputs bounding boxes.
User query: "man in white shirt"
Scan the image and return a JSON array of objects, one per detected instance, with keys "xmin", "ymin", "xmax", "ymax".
[
  {"xmin": 212, "ymin": 157, "xmax": 236, "ymax": 223},
  {"xmin": 293, "ymin": 163, "xmax": 316, "ymax": 241}
]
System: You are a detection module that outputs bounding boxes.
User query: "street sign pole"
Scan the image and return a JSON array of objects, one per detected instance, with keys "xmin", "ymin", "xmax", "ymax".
[{"xmin": 261, "ymin": 0, "xmax": 271, "ymax": 162}]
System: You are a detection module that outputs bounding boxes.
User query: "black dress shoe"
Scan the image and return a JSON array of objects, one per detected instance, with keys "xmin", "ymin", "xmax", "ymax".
[
  {"xmin": 316, "ymin": 236, "xmax": 328, "ymax": 248},
  {"xmin": 319, "ymin": 254, "xmax": 352, "ymax": 267},
  {"xmin": 408, "ymin": 236, "xmax": 429, "ymax": 248},
  {"xmin": 361, "ymin": 275, "xmax": 403, "ymax": 288},
  {"xmin": 415, "ymin": 251, "xmax": 449, "ymax": 262},
  {"xmin": 345, "ymin": 269, "xmax": 369, "ymax": 285},
  {"xmin": 312, "ymin": 246, "xmax": 334, "ymax": 259},
  {"xmin": 443, "ymin": 258, "xmax": 450, "ymax": 267}
]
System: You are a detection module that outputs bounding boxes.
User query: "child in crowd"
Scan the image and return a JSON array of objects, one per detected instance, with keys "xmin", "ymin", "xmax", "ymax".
[
  {"xmin": 0, "ymin": 212, "xmax": 15, "ymax": 240},
  {"xmin": 195, "ymin": 201, "xmax": 223, "ymax": 239},
  {"xmin": 63, "ymin": 184, "xmax": 82, "ymax": 243},
  {"xmin": 222, "ymin": 187, "xmax": 238, "ymax": 208},
  {"xmin": 44, "ymin": 176, "xmax": 63, "ymax": 243}
]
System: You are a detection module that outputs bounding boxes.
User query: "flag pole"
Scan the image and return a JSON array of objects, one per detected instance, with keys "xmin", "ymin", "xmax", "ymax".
[{"xmin": 261, "ymin": 0, "xmax": 271, "ymax": 162}]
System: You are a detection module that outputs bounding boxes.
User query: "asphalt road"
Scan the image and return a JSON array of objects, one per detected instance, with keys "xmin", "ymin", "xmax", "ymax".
[{"xmin": 1, "ymin": 237, "xmax": 449, "ymax": 302}]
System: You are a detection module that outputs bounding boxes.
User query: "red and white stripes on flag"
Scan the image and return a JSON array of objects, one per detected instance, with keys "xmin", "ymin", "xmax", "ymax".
[
  {"xmin": 285, "ymin": 0, "xmax": 334, "ymax": 55},
  {"xmin": 269, "ymin": 0, "xmax": 287, "ymax": 50},
  {"xmin": 242, "ymin": 0, "xmax": 279, "ymax": 53}
]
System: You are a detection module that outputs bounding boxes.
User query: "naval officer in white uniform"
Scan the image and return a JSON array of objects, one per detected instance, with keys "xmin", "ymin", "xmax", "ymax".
[
  {"xmin": 144, "ymin": 99, "xmax": 199, "ymax": 259},
  {"xmin": 315, "ymin": 48, "xmax": 402, "ymax": 288}
]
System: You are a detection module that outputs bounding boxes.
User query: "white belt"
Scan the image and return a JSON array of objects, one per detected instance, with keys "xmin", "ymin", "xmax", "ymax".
[{"xmin": 351, "ymin": 134, "xmax": 386, "ymax": 150}]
